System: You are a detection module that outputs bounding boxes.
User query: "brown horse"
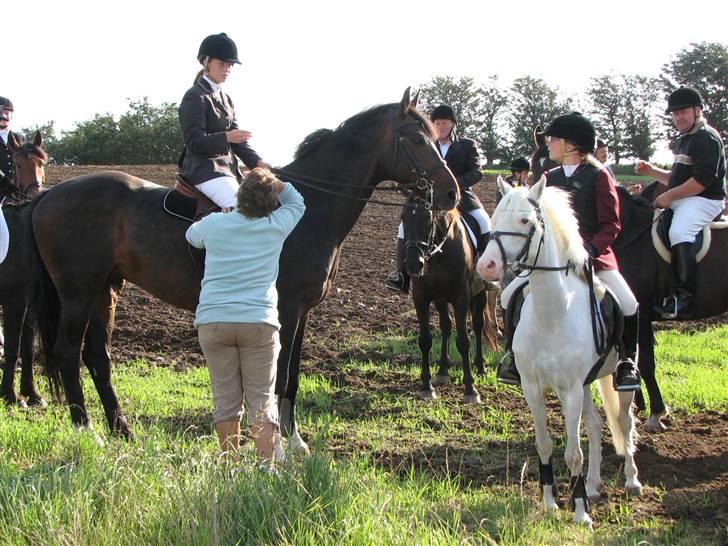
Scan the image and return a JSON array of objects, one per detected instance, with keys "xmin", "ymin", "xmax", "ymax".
[
  {"xmin": 29, "ymin": 89, "xmax": 459, "ymax": 441},
  {"xmin": 401, "ymin": 193, "xmax": 489, "ymax": 403},
  {"xmin": 0, "ymin": 130, "xmax": 46, "ymax": 407}
]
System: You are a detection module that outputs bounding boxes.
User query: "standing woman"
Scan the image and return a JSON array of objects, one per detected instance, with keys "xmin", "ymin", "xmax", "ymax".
[
  {"xmin": 179, "ymin": 33, "xmax": 271, "ymax": 209},
  {"xmin": 497, "ymin": 112, "xmax": 641, "ymax": 392},
  {"xmin": 186, "ymin": 168, "xmax": 305, "ymax": 466}
]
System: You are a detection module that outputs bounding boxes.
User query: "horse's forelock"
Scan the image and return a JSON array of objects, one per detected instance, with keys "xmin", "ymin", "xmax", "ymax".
[{"xmin": 17, "ymin": 142, "xmax": 48, "ymax": 163}]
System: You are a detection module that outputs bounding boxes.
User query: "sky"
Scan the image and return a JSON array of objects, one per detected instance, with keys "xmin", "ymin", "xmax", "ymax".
[{"xmin": 4, "ymin": 0, "xmax": 727, "ymax": 165}]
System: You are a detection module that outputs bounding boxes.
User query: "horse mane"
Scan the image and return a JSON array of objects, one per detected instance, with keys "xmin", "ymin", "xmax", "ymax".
[
  {"xmin": 16, "ymin": 141, "xmax": 48, "ymax": 164},
  {"xmin": 294, "ymin": 104, "xmax": 435, "ymax": 160}
]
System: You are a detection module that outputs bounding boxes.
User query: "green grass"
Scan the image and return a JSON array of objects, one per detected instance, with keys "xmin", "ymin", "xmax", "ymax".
[{"xmin": 0, "ymin": 322, "xmax": 726, "ymax": 545}]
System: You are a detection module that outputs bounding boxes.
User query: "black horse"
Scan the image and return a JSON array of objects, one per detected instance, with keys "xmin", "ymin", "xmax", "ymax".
[
  {"xmin": 402, "ymin": 194, "xmax": 487, "ymax": 403},
  {"xmin": 28, "ymin": 89, "xmax": 459, "ymax": 442},
  {"xmin": 0, "ymin": 131, "xmax": 46, "ymax": 407}
]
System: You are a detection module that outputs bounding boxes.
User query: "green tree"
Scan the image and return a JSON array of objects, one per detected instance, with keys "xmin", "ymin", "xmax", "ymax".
[
  {"xmin": 586, "ymin": 74, "xmax": 625, "ymax": 163},
  {"xmin": 52, "ymin": 113, "xmax": 120, "ymax": 164},
  {"xmin": 418, "ymin": 75, "xmax": 482, "ymax": 141},
  {"xmin": 506, "ymin": 76, "xmax": 569, "ymax": 160},
  {"xmin": 661, "ymin": 41, "xmax": 728, "ymax": 140},
  {"xmin": 475, "ymin": 76, "xmax": 508, "ymax": 165}
]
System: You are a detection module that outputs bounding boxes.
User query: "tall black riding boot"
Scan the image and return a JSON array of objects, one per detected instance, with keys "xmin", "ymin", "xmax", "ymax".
[
  {"xmin": 477, "ymin": 232, "xmax": 491, "ymax": 255},
  {"xmin": 654, "ymin": 242, "xmax": 696, "ymax": 319},
  {"xmin": 614, "ymin": 311, "xmax": 641, "ymax": 391},
  {"xmin": 496, "ymin": 296, "xmax": 521, "ymax": 386},
  {"xmin": 384, "ymin": 238, "xmax": 410, "ymax": 294}
]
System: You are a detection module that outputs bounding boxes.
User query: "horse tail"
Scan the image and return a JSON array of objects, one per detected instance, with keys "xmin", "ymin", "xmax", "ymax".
[
  {"xmin": 595, "ymin": 375, "xmax": 635, "ymax": 457},
  {"xmin": 25, "ymin": 191, "xmax": 64, "ymax": 401}
]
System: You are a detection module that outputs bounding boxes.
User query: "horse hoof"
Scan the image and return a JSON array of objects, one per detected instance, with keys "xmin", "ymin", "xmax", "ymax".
[
  {"xmin": 432, "ymin": 375, "xmax": 450, "ymax": 386},
  {"xmin": 288, "ymin": 432, "xmax": 310, "ymax": 456},
  {"xmin": 27, "ymin": 397, "xmax": 48, "ymax": 409},
  {"xmin": 588, "ymin": 494, "xmax": 602, "ymax": 504},
  {"xmin": 417, "ymin": 390, "xmax": 437, "ymax": 400},
  {"xmin": 463, "ymin": 393, "xmax": 482, "ymax": 404},
  {"xmin": 625, "ymin": 484, "xmax": 643, "ymax": 497},
  {"xmin": 644, "ymin": 416, "xmax": 668, "ymax": 433}
]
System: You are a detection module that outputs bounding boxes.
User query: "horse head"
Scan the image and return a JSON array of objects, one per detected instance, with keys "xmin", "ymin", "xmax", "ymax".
[
  {"xmin": 386, "ymin": 88, "xmax": 459, "ymax": 211},
  {"xmin": 9, "ymin": 130, "xmax": 46, "ymax": 199},
  {"xmin": 477, "ymin": 175, "xmax": 587, "ymax": 282},
  {"xmin": 401, "ymin": 193, "xmax": 435, "ymax": 277},
  {"xmin": 530, "ymin": 125, "xmax": 558, "ymax": 182}
]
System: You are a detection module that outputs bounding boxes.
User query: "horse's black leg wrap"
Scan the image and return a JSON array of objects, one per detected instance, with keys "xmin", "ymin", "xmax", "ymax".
[
  {"xmin": 539, "ymin": 457, "xmax": 558, "ymax": 496},
  {"xmin": 568, "ymin": 474, "xmax": 589, "ymax": 512}
]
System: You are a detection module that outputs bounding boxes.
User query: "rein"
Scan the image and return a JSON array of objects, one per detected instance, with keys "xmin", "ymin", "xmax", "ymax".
[{"xmin": 405, "ymin": 208, "xmax": 454, "ymax": 263}]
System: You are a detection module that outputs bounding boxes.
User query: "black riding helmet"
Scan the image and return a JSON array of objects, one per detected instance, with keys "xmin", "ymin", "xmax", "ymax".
[
  {"xmin": 0, "ymin": 97, "xmax": 13, "ymax": 122},
  {"xmin": 665, "ymin": 86, "xmax": 703, "ymax": 114},
  {"xmin": 197, "ymin": 33, "xmax": 241, "ymax": 64},
  {"xmin": 510, "ymin": 157, "xmax": 530, "ymax": 172},
  {"xmin": 431, "ymin": 105, "xmax": 456, "ymax": 123},
  {"xmin": 544, "ymin": 112, "xmax": 596, "ymax": 153}
]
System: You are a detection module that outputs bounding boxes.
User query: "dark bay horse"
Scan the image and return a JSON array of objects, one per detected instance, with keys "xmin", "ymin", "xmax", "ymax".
[
  {"xmin": 402, "ymin": 194, "xmax": 487, "ymax": 403},
  {"xmin": 28, "ymin": 89, "xmax": 459, "ymax": 442},
  {"xmin": 0, "ymin": 130, "xmax": 46, "ymax": 407}
]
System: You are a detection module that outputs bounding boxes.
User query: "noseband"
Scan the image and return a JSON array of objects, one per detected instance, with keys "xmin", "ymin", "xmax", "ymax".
[
  {"xmin": 490, "ymin": 197, "xmax": 573, "ymax": 275},
  {"xmin": 404, "ymin": 201, "xmax": 453, "ymax": 266}
]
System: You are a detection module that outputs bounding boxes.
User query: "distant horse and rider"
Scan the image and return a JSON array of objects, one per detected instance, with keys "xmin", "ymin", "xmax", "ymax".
[
  {"xmin": 27, "ymin": 89, "xmax": 459, "ymax": 444},
  {"xmin": 0, "ymin": 130, "xmax": 46, "ymax": 408}
]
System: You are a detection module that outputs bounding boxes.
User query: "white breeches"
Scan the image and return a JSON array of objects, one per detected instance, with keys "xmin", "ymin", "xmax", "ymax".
[
  {"xmin": 668, "ymin": 196, "xmax": 724, "ymax": 246},
  {"xmin": 500, "ymin": 268, "xmax": 638, "ymax": 316},
  {"xmin": 464, "ymin": 207, "xmax": 492, "ymax": 235},
  {"xmin": 196, "ymin": 176, "xmax": 239, "ymax": 209}
]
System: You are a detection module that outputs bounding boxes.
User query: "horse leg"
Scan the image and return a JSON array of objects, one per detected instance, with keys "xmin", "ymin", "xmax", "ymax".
[
  {"xmin": 470, "ymin": 291, "xmax": 486, "ymax": 375},
  {"xmin": 639, "ymin": 318, "xmax": 669, "ymax": 433},
  {"xmin": 581, "ymin": 385, "xmax": 603, "ymax": 501},
  {"xmin": 19, "ymin": 316, "xmax": 46, "ymax": 407},
  {"xmin": 522, "ymin": 382, "xmax": 558, "ymax": 511},
  {"xmin": 432, "ymin": 300, "xmax": 451, "ymax": 386},
  {"xmin": 81, "ymin": 286, "xmax": 132, "ymax": 440},
  {"xmin": 279, "ymin": 310, "xmax": 310, "ymax": 455},
  {"xmin": 0, "ymin": 303, "xmax": 25, "ymax": 407},
  {"xmin": 561, "ymin": 386, "xmax": 591, "ymax": 526},
  {"xmin": 415, "ymin": 298, "xmax": 435, "ymax": 399},
  {"xmin": 454, "ymin": 297, "xmax": 480, "ymax": 403},
  {"xmin": 618, "ymin": 391, "xmax": 642, "ymax": 495}
]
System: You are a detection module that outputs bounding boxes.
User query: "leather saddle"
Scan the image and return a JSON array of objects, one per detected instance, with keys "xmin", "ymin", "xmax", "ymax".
[
  {"xmin": 162, "ymin": 174, "xmax": 220, "ymax": 222},
  {"xmin": 653, "ymin": 208, "xmax": 728, "ymax": 264}
]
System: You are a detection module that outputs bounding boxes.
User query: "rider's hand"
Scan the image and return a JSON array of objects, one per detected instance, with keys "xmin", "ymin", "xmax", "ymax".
[
  {"xmin": 226, "ymin": 129, "xmax": 252, "ymax": 144},
  {"xmin": 635, "ymin": 160, "xmax": 651, "ymax": 176}
]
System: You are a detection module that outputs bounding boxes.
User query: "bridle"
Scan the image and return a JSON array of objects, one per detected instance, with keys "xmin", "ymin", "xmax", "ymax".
[
  {"xmin": 490, "ymin": 197, "xmax": 574, "ymax": 276},
  {"xmin": 9, "ymin": 149, "xmax": 45, "ymax": 202},
  {"xmin": 273, "ymin": 106, "xmax": 450, "ymax": 208},
  {"xmin": 404, "ymin": 199, "xmax": 454, "ymax": 267}
]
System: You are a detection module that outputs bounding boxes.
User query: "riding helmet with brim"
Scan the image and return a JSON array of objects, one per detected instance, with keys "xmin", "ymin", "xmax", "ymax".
[
  {"xmin": 544, "ymin": 112, "xmax": 596, "ymax": 153},
  {"xmin": 665, "ymin": 86, "xmax": 703, "ymax": 114},
  {"xmin": 431, "ymin": 105, "xmax": 456, "ymax": 123},
  {"xmin": 0, "ymin": 97, "xmax": 12, "ymax": 122},
  {"xmin": 510, "ymin": 157, "xmax": 530, "ymax": 171},
  {"xmin": 197, "ymin": 33, "xmax": 241, "ymax": 64}
]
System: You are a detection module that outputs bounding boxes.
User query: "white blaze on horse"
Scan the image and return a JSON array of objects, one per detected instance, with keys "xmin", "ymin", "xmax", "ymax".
[{"xmin": 477, "ymin": 176, "xmax": 642, "ymax": 526}]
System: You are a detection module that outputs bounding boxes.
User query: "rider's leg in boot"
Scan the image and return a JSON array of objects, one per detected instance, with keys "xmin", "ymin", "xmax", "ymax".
[
  {"xmin": 497, "ymin": 286, "xmax": 523, "ymax": 386},
  {"xmin": 654, "ymin": 242, "xmax": 696, "ymax": 319},
  {"xmin": 477, "ymin": 232, "xmax": 491, "ymax": 255},
  {"xmin": 614, "ymin": 311, "xmax": 641, "ymax": 391},
  {"xmin": 385, "ymin": 237, "xmax": 410, "ymax": 294}
]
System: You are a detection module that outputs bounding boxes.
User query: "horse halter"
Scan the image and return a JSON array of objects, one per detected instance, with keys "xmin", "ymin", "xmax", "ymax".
[
  {"xmin": 389, "ymin": 107, "xmax": 449, "ymax": 210},
  {"xmin": 490, "ymin": 197, "xmax": 572, "ymax": 275},
  {"xmin": 11, "ymin": 149, "xmax": 45, "ymax": 201}
]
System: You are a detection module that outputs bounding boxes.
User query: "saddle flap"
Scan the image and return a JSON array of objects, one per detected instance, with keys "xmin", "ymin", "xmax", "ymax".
[{"xmin": 166, "ymin": 174, "xmax": 220, "ymax": 221}]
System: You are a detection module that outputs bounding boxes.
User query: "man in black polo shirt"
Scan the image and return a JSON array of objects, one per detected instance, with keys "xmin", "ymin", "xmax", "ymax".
[{"xmin": 636, "ymin": 87, "xmax": 726, "ymax": 319}]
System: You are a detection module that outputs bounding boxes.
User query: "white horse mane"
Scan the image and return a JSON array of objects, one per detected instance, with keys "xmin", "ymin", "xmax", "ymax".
[{"xmin": 495, "ymin": 185, "xmax": 589, "ymax": 270}]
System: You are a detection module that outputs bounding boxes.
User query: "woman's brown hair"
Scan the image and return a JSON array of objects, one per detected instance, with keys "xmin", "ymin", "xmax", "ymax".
[{"xmin": 237, "ymin": 168, "xmax": 280, "ymax": 218}]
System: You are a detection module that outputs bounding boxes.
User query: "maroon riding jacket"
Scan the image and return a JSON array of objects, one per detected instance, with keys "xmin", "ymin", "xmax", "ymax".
[{"xmin": 545, "ymin": 164, "xmax": 620, "ymax": 271}]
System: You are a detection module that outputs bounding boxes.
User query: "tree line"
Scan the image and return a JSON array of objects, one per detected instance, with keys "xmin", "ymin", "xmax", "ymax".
[{"xmin": 22, "ymin": 42, "xmax": 727, "ymax": 166}]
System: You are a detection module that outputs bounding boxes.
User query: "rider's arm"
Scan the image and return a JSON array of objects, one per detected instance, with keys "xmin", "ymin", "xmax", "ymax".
[
  {"xmin": 456, "ymin": 141, "xmax": 483, "ymax": 189},
  {"xmin": 225, "ymin": 96, "xmax": 263, "ymax": 170},
  {"xmin": 590, "ymin": 170, "xmax": 621, "ymax": 256},
  {"xmin": 636, "ymin": 161, "xmax": 671, "ymax": 185}
]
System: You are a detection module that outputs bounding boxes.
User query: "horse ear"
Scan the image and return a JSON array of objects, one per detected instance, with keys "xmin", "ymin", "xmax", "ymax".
[
  {"xmin": 34, "ymin": 129, "xmax": 43, "ymax": 147},
  {"xmin": 8, "ymin": 133, "xmax": 21, "ymax": 152},
  {"xmin": 409, "ymin": 90, "xmax": 420, "ymax": 111},
  {"xmin": 399, "ymin": 87, "xmax": 412, "ymax": 116},
  {"xmin": 497, "ymin": 175, "xmax": 513, "ymax": 196},
  {"xmin": 528, "ymin": 175, "xmax": 547, "ymax": 202},
  {"xmin": 534, "ymin": 125, "xmax": 545, "ymax": 147}
]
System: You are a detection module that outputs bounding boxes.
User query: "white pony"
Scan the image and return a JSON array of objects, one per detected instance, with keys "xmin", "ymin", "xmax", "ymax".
[{"xmin": 477, "ymin": 176, "xmax": 642, "ymax": 526}]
